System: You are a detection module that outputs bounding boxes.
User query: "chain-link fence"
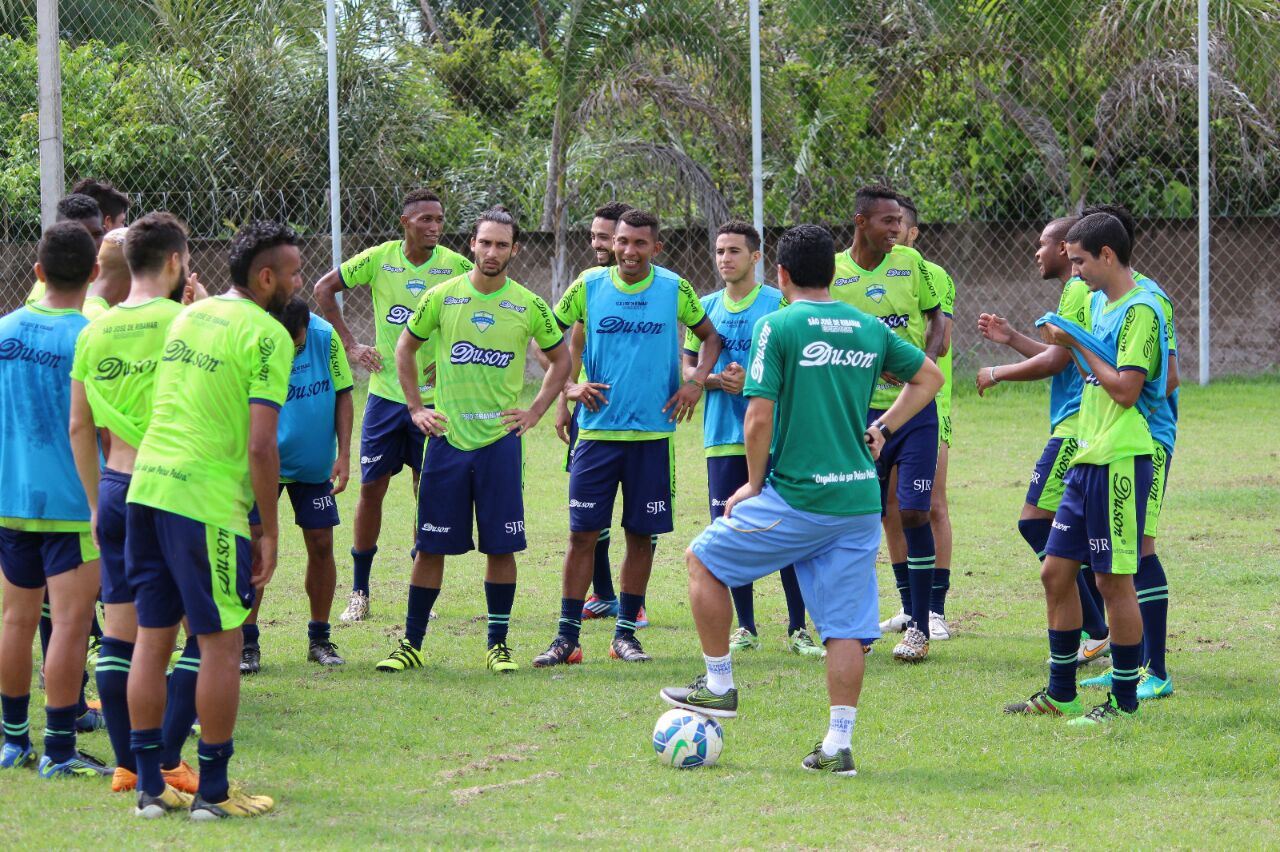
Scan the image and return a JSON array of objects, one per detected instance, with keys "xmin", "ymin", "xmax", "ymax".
[{"xmin": 2, "ymin": 1, "xmax": 1277, "ymax": 376}]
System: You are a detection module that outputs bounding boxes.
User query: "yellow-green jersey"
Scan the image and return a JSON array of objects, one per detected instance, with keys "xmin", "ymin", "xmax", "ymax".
[
  {"xmin": 127, "ymin": 295, "xmax": 293, "ymax": 537},
  {"xmin": 832, "ymin": 244, "xmax": 940, "ymax": 409},
  {"xmin": 82, "ymin": 295, "xmax": 110, "ymax": 321},
  {"xmin": 925, "ymin": 258, "xmax": 956, "ymax": 438},
  {"xmin": 406, "ymin": 275, "xmax": 562, "ymax": 451},
  {"xmin": 1048, "ymin": 277, "xmax": 1093, "ymax": 438},
  {"xmin": 339, "ymin": 240, "xmax": 473, "ymax": 405},
  {"xmin": 70, "ymin": 297, "xmax": 184, "ymax": 448}
]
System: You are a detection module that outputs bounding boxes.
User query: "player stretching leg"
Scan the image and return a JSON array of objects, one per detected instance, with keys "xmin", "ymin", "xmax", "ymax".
[
  {"xmin": 661, "ymin": 224, "xmax": 943, "ymax": 774},
  {"xmin": 241, "ymin": 297, "xmax": 354, "ymax": 673},
  {"xmin": 315, "ymin": 189, "xmax": 473, "ymax": 623},
  {"xmin": 376, "ymin": 208, "xmax": 569, "ymax": 674},
  {"xmin": 534, "ymin": 210, "xmax": 721, "ymax": 666},
  {"xmin": 125, "ymin": 221, "xmax": 296, "ymax": 818},
  {"xmin": 682, "ymin": 221, "xmax": 820, "ymax": 657}
]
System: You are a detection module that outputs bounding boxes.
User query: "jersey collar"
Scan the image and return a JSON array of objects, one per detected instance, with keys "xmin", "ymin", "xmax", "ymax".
[
  {"xmin": 463, "ymin": 275, "xmax": 514, "ymax": 301},
  {"xmin": 609, "ymin": 265, "xmax": 655, "ymax": 293},
  {"xmin": 721, "ymin": 283, "xmax": 762, "ymax": 313},
  {"xmin": 842, "ymin": 248, "xmax": 892, "ymax": 277},
  {"xmin": 398, "ymin": 241, "xmax": 440, "ymax": 272}
]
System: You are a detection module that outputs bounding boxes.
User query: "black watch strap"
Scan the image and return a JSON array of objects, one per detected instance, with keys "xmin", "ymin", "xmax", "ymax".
[{"xmin": 873, "ymin": 421, "xmax": 893, "ymax": 439}]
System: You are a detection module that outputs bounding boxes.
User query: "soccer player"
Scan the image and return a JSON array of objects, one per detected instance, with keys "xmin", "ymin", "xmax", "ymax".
[
  {"xmin": 26, "ymin": 194, "xmax": 106, "ymax": 306},
  {"xmin": 681, "ymin": 220, "xmax": 821, "ymax": 657},
  {"xmin": 315, "ymin": 189, "xmax": 473, "ymax": 623},
  {"xmin": 660, "ymin": 224, "xmax": 943, "ymax": 775},
  {"xmin": 240, "ymin": 296, "xmax": 354, "ymax": 673},
  {"xmin": 124, "ymin": 220, "xmax": 295, "ymax": 818},
  {"xmin": 375, "ymin": 206, "xmax": 569, "ymax": 674},
  {"xmin": 533, "ymin": 209, "xmax": 721, "ymax": 666},
  {"xmin": 70, "ymin": 178, "xmax": 131, "ymax": 231},
  {"xmin": 831, "ymin": 185, "xmax": 945, "ymax": 662},
  {"xmin": 0, "ymin": 221, "xmax": 108, "ymax": 777},
  {"xmin": 69, "ymin": 212, "xmax": 204, "ymax": 794},
  {"xmin": 81, "ymin": 229, "xmax": 131, "ymax": 320},
  {"xmin": 880, "ymin": 195, "xmax": 957, "ymax": 640},
  {"xmin": 1004, "ymin": 212, "xmax": 1168, "ymax": 724}
]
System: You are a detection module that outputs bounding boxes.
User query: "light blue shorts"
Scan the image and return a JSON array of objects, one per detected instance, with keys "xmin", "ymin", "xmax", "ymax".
[{"xmin": 689, "ymin": 485, "xmax": 882, "ymax": 642}]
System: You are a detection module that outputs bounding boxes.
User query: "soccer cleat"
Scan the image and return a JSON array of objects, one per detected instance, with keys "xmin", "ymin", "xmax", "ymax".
[
  {"xmin": 531, "ymin": 636, "xmax": 583, "ymax": 668},
  {"xmin": 111, "ymin": 766, "xmax": 137, "ymax": 792},
  {"xmin": 239, "ymin": 645, "xmax": 261, "ymax": 675},
  {"xmin": 636, "ymin": 606, "xmax": 649, "ymax": 629},
  {"xmin": 135, "ymin": 784, "xmax": 194, "ymax": 818},
  {"xmin": 37, "ymin": 751, "xmax": 111, "ymax": 778},
  {"xmin": 892, "ymin": 626, "xmax": 929, "ymax": 662},
  {"xmin": 801, "ymin": 742, "xmax": 858, "ymax": 776},
  {"xmin": 375, "ymin": 639, "xmax": 424, "ymax": 673},
  {"xmin": 338, "ymin": 590, "xmax": 370, "ymax": 623},
  {"xmin": 609, "ymin": 634, "xmax": 652, "ymax": 662},
  {"xmin": 162, "ymin": 759, "xmax": 199, "ymax": 794},
  {"xmin": 1080, "ymin": 667, "xmax": 1114, "ymax": 689},
  {"xmin": 0, "ymin": 742, "xmax": 36, "ymax": 769},
  {"xmin": 581, "ymin": 595, "xmax": 618, "ymax": 619},
  {"xmin": 76, "ymin": 707, "xmax": 106, "ymax": 733},
  {"xmin": 486, "ymin": 642, "xmax": 519, "ymax": 674},
  {"xmin": 659, "ymin": 675, "xmax": 738, "ymax": 719},
  {"xmin": 1078, "ymin": 636, "xmax": 1110, "ymax": 664},
  {"xmin": 189, "ymin": 786, "xmax": 275, "ymax": 820},
  {"xmin": 308, "ymin": 640, "xmax": 345, "ymax": 666},
  {"xmin": 1136, "ymin": 670, "xmax": 1174, "ymax": 701},
  {"xmin": 928, "ymin": 611, "xmax": 952, "ymax": 641},
  {"xmin": 788, "ymin": 628, "xmax": 826, "ymax": 658},
  {"xmin": 1067, "ymin": 692, "xmax": 1137, "ymax": 727},
  {"xmin": 1004, "ymin": 689, "xmax": 1084, "ymax": 716},
  {"xmin": 728, "ymin": 627, "xmax": 761, "ymax": 653},
  {"xmin": 879, "ymin": 610, "xmax": 911, "ymax": 633}
]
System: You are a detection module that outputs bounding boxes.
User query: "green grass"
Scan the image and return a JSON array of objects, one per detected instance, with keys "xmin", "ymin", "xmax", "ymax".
[{"xmin": 3, "ymin": 376, "xmax": 1279, "ymax": 847}]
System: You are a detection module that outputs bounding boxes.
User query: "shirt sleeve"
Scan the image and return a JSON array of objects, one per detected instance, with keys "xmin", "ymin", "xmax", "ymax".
[
  {"xmin": 937, "ymin": 266, "xmax": 956, "ymax": 316},
  {"xmin": 528, "ymin": 295, "xmax": 564, "ymax": 351},
  {"xmin": 554, "ymin": 276, "xmax": 587, "ymax": 329},
  {"xmin": 743, "ymin": 315, "xmax": 784, "ymax": 401},
  {"xmin": 248, "ymin": 320, "xmax": 294, "ymax": 408},
  {"xmin": 406, "ymin": 287, "xmax": 441, "ymax": 342},
  {"xmin": 916, "ymin": 257, "xmax": 941, "ymax": 313},
  {"xmin": 677, "ymin": 279, "xmax": 707, "ymax": 328},
  {"xmin": 70, "ymin": 329, "xmax": 90, "ymax": 383},
  {"xmin": 881, "ymin": 324, "xmax": 927, "ymax": 381},
  {"xmin": 338, "ymin": 245, "xmax": 381, "ymax": 289},
  {"xmin": 1156, "ymin": 294, "xmax": 1177, "ymax": 353},
  {"xmin": 329, "ymin": 333, "xmax": 354, "ymax": 393},
  {"xmin": 1057, "ymin": 279, "xmax": 1092, "ymax": 328},
  {"xmin": 682, "ymin": 327, "xmax": 702, "ymax": 357},
  {"xmin": 1116, "ymin": 304, "xmax": 1160, "ymax": 376}
]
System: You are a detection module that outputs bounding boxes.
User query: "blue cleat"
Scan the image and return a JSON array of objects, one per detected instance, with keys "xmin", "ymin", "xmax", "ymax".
[
  {"xmin": 1136, "ymin": 670, "xmax": 1173, "ymax": 700},
  {"xmin": 37, "ymin": 751, "xmax": 111, "ymax": 779},
  {"xmin": 0, "ymin": 742, "xmax": 36, "ymax": 769},
  {"xmin": 1080, "ymin": 667, "xmax": 1114, "ymax": 689},
  {"xmin": 75, "ymin": 707, "xmax": 106, "ymax": 733}
]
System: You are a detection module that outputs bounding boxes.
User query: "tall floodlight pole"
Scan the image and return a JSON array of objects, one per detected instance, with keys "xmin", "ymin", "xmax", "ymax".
[
  {"xmin": 1197, "ymin": 0, "xmax": 1210, "ymax": 384},
  {"xmin": 327, "ymin": 0, "xmax": 343, "ymax": 276},
  {"xmin": 749, "ymin": 0, "xmax": 764, "ymax": 280},
  {"xmin": 37, "ymin": 0, "xmax": 64, "ymax": 228}
]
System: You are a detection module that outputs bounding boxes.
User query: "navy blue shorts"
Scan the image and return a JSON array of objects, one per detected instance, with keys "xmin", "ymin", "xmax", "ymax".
[
  {"xmin": 416, "ymin": 431, "xmax": 526, "ymax": 556},
  {"xmin": 359, "ymin": 394, "xmax": 426, "ymax": 484},
  {"xmin": 568, "ymin": 438, "xmax": 674, "ymax": 535},
  {"xmin": 0, "ymin": 527, "xmax": 95, "ymax": 589},
  {"xmin": 868, "ymin": 402, "xmax": 938, "ymax": 513},
  {"xmin": 1025, "ymin": 436, "xmax": 1079, "ymax": 513},
  {"xmin": 1045, "ymin": 456, "xmax": 1153, "ymax": 576},
  {"xmin": 126, "ymin": 504, "xmax": 254, "ymax": 635},
  {"xmin": 707, "ymin": 455, "xmax": 749, "ymax": 520},
  {"xmin": 98, "ymin": 468, "xmax": 133, "ymax": 605},
  {"xmin": 248, "ymin": 481, "xmax": 341, "ymax": 530}
]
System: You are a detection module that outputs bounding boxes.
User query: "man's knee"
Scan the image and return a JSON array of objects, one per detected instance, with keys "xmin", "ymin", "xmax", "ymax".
[
  {"xmin": 358, "ymin": 476, "xmax": 391, "ymax": 502},
  {"xmin": 900, "ymin": 508, "xmax": 930, "ymax": 529},
  {"xmin": 302, "ymin": 529, "xmax": 335, "ymax": 557},
  {"xmin": 568, "ymin": 529, "xmax": 600, "ymax": 551},
  {"xmin": 929, "ymin": 499, "xmax": 949, "ymax": 526}
]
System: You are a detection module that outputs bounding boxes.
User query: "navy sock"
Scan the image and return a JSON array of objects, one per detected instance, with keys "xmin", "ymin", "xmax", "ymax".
[
  {"xmin": 1, "ymin": 693, "xmax": 30, "ymax": 749},
  {"xmin": 615, "ymin": 592, "xmax": 645, "ymax": 639},
  {"xmin": 780, "ymin": 566, "xmax": 807, "ymax": 634},
  {"xmin": 730, "ymin": 583, "xmax": 756, "ymax": 635},
  {"xmin": 558, "ymin": 598, "xmax": 584, "ymax": 645},
  {"xmin": 930, "ymin": 568, "xmax": 951, "ymax": 616},
  {"xmin": 903, "ymin": 523, "xmax": 935, "ymax": 637},
  {"xmin": 162, "ymin": 642, "xmax": 200, "ymax": 770},
  {"xmin": 197, "ymin": 738, "xmax": 234, "ymax": 803},
  {"xmin": 131, "ymin": 727, "xmax": 165, "ymax": 796},
  {"xmin": 649, "ymin": 535, "xmax": 658, "ymax": 553},
  {"xmin": 592, "ymin": 530, "xmax": 615, "ymax": 600},
  {"xmin": 95, "ymin": 637, "xmax": 135, "ymax": 772},
  {"xmin": 242, "ymin": 622, "xmax": 260, "ymax": 649},
  {"xmin": 1046, "ymin": 628, "xmax": 1082, "ymax": 704},
  {"xmin": 351, "ymin": 546, "xmax": 377, "ymax": 596},
  {"xmin": 405, "ymin": 585, "xmax": 441, "ymax": 650},
  {"xmin": 1077, "ymin": 571, "xmax": 1109, "ymax": 640},
  {"xmin": 891, "ymin": 561, "xmax": 910, "ymax": 612},
  {"xmin": 1017, "ymin": 518, "xmax": 1052, "ymax": 561},
  {"xmin": 484, "ymin": 581, "xmax": 516, "ymax": 647},
  {"xmin": 42, "ymin": 703, "xmax": 78, "ymax": 764},
  {"xmin": 1110, "ymin": 641, "xmax": 1143, "ymax": 712},
  {"xmin": 308, "ymin": 620, "xmax": 331, "ymax": 644},
  {"xmin": 1136, "ymin": 554, "xmax": 1169, "ymax": 679}
]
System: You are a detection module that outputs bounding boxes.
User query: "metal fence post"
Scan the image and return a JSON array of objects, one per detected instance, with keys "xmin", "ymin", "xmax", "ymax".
[
  {"xmin": 1197, "ymin": 0, "xmax": 1211, "ymax": 385},
  {"xmin": 749, "ymin": 0, "xmax": 764, "ymax": 280},
  {"xmin": 37, "ymin": 0, "xmax": 63, "ymax": 228},
  {"xmin": 326, "ymin": 0, "xmax": 344, "ymax": 295}
]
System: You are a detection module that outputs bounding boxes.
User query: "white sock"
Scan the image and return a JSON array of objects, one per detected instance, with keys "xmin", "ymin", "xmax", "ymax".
[
  {"xmin": 703, "ymin": 653, "xmax": 733, "ymax": 695},
  {"xmin": 821, "ymin": 705, "xmax": 857, "ymax": 756}
]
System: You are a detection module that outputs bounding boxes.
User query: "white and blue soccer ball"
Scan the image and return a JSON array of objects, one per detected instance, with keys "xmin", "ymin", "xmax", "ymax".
[{"xmin": 652, "ymin": 708, "xmax": 723, "ymax": 769}]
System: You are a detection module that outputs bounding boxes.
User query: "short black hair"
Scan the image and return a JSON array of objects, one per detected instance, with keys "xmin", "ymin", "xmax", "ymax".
[
  {"xmin": 1081, "ymin": 203, "xmax": 1136, "ymax": 246},
  {"xmin": 1065, "ymin": 213, "xmax": 1132, "ymax": 266},
  {"xmin": 896, "ymin": 194, "xmax": 919, "ymax": 228},
  {"xmin": 473, "ymin": 205, "xmax": 520, "ymax": 244},
  {"xmin": 1044, "ymin": 216, "xmax": 1079, "ymax": 242},
  {"xmin": 716, "ymin": 220, "xmax": 761, "ymax": 252},
  {"xmin": 56, "ymin": 193, "xmax": 102, "ymax": 224},
  {"xmin": 70, "ymin": 178, "xmax": 130, "ymax": 220},
  {"xmin": 272, "ymin": 296, "xmax": 311, "ymax": 340},
  {"xmin": 618, "ymin": 208, "xmax": 660, "ymax": 240},
  {"xmin": 594, "ymin": 201, "xmax": 633, "ymax": 222},
  {"xmin": 229, "ymin": 220, "xmax": 300, "ymax": 288},
  {"xmin": 37, "ymin": 221, "xmax": 98, "ymax": 291},
  {"xmin": 777, "ymin": 224, "xmax": 835, "ymax": 289},
  {"xmin": 124, "ymin": 212, "xmax": 188, "ymax": 276},
  {"xmin": 854, "ymin": 184, "xmax": 899, "ymax": 217},
  {"xmin": 403, "ymin": 188, "xmax": 442, "ymax": 210}
]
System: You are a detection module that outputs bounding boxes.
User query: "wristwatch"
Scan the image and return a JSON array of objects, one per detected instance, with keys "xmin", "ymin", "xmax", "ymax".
[{"xmin": 872, "ymin": 420, "xmax": 893, "ymax": 439}]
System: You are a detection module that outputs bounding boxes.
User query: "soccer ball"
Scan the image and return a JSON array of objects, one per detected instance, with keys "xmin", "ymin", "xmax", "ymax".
[{"xmin": 652, "ymin": 708, "xmax": 723, "ymax": 769}]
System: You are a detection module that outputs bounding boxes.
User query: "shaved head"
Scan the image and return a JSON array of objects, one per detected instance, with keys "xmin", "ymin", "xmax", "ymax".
[{"xmin": 1044, "ymin": 216, "xmax": 1078, "ymax": 242}]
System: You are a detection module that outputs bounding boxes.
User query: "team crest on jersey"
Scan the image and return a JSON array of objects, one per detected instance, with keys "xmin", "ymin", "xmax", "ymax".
[
  {"xmin": 405, "ymin": 278, "xmax": 426, "ymax": 296},
  {"xmin": 471, "ymin": 311, "xmax": 495, "ymax": 333},
  {"xmin": 865, "ymin": 283, "xmax": 887, "ymax": 303}
]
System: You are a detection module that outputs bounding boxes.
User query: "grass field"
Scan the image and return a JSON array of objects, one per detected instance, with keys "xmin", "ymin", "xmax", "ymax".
[{"xmin": 2, "ymin": 375, "xmax": 1279, "ymax": 847}]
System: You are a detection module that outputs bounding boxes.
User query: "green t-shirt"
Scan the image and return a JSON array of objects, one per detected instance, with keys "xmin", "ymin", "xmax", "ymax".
[
  {"xmin": 831, "ymin": 244, "xmax": 940, "ymax": 409},
  {"xmin": 339, "ymin": 240, "xmax": 474, "ymax": 405},
  {"xmin": 745, "ymin": 299, "xmax": 926, "ymax": 515},
  {"xmin": 127, "ymin": 295, "xmax": 293, "ymax": 537},
  {"xmin": 1072, "ymin": 289, "xmax": 1161, "ymax": 467},
  {"xmin": 406, "ymin": 274, "xmax": 562, "ymax": 451},
  {"xmin": 925, "ymin": 259, "xmax": 955, "ymax": 420},
  {"xmin": 70, "ymin": 297, "xmax": 184, "ymax": 448}
]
